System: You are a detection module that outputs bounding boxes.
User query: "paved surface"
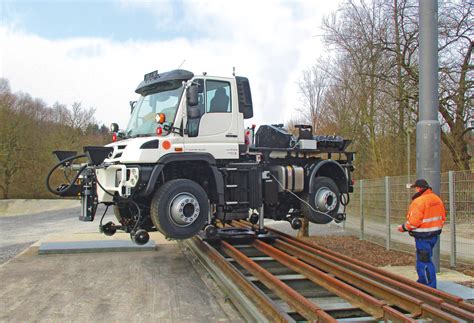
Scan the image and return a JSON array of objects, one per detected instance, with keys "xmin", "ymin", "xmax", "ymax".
[
  {"xmin": 0, "ymin": 205, "xmax": 114, "ymax": 264},
  {"xmin": 0, "ymin": 244, "xmax": 234, "ymax": 322},
  {"xmin": 0, "ymin": 205, "xmax": 242, "ymax": 322},
  {"xmin": 0, "ymin": 199, "xmax": 79, "ymax": 217},
  {"xmin": 0, "ymin": 210, "xmax": 358, "ymax": 322}
]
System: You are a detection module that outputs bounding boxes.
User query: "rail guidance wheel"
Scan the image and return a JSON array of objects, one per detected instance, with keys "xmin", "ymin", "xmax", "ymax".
[
  {"xmin": 150, "ymin": 179, "xmax": 209, "ymax": 239},
  {"xmin": 302, "ymin": 176, "xmax": 340, "ymax": 224},
  {"xmin": 113, "ymin": 203, "xmax": 155, "ymax": 231}
]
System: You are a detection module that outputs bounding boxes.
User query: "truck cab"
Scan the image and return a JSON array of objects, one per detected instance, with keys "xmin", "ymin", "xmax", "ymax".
[{"xmin": 110, "ymin": 70, "xmax": 252, "ymax": 164}]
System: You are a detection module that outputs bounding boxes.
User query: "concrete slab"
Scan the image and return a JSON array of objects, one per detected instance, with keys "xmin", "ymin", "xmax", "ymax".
[
  {"xmin": 35, "ymin": 231, "xmax": 176, "ymax": 254},
  {"xmin": 380, "ymin": 265, "xmax": 474, "ymax": 299},
  {"xmin": 34, "ymin": 231, "xmax": 176, "ymax": 246},
  {"xmin": 39, "ymin": 240, "xmax": 156, "ymax": 254},
  {"xmin": 380, "ymin": 265, "xmax": 473, "ymax": 283},
  {"xmin": 437, "ymin": 281, "xmax": 474, "ymax": 300},
  {"xmin": 0, "ymin": 243, "xmax": 238, "ymax": 322}
]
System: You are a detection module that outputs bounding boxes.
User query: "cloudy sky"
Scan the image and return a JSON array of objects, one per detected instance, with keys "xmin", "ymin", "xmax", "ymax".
[{"xmin": 0, "ymin": 0, "xmax": 341, "ymax": 128}]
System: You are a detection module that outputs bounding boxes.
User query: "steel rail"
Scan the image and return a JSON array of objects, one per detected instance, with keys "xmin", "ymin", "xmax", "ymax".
[
  {"xmin": 251, "ymin": 239, "xmax": 413, "ymax": 322},
  {"xmin": 187, "ymin": 237, "xmax": 293, "ymax": 322},
  {"xmin": 272, "ymin": 238, "xmax": 460, "ymax": 323},
  {"xmin": 233, "ymin": 220, "xmax": 474, "ymax": 322},
  {"xmin": 271, "ymin": 229, "xmax": 474, "ymax": 321},
  {"xmin": 220, "ymin": 240, "xmax": 336, "ymax": 322},
  {"xmin": 255, "ymin": 222, "xmax": 474, "ymax": 311}
]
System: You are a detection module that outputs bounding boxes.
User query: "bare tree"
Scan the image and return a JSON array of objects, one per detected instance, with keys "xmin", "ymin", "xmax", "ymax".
[
  {"xmin": 65, "ymin": 102, "xmax": 96, "ymax": 131},
  {"xmin": 297, "ymin": 66, "xmax": 329, "ymax": 132},
  {"xmin": 0, "ymin": 83, "xmax": 21, "ymax": 198},
  {"xmin": 0, "ymin": 79, "xmax": 107, "ymax": 199},
  {"xmin": 299, "ymin": 0, "xmax": 474, "ymax": 177},
  {"xmin": 438, "ymin": 0, "xmax": 473, "ymax": 170}
]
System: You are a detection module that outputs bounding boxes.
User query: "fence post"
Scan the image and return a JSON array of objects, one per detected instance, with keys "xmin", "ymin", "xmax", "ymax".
[
  {"xmin": 385, "ymin": 176, "xmax": 391, "ymax": 250},
  {"xmin": 360, "ymin": 179, "xmax": 364, "ymax": 240},
  {"xmin": 448, "ymin": 171, "xmax": 456, "ymax": 267}
]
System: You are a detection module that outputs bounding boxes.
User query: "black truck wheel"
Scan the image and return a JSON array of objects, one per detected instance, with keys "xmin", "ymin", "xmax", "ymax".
[
  {"xmin": 302, "ymin": 176, "xmax": 340, "ymax": 224},
  {"xmin": 150, "ymin": 179, "xmax": 209, "ymax": 239},
  {"xmin": 113, "ymin": 203, "xmax": 155, "ymax": 231}
]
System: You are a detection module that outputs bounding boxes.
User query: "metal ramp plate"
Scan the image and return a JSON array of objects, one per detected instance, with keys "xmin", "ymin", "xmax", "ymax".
[
  {"xmin": 38, "ymin": 240, "xmax": 156, "ymax": 255},
  {"xmin": 437, "ymin": 281, "xmax": 474, "ymax": 300}
]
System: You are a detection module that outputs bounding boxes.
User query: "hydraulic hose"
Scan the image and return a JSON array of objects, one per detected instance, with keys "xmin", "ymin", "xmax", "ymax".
[
  {"xmin": 45, "ymin": 154, "xmax": 87, "ymax": 196},
  {"xmin": 340, "ymin": 192, "xmax": 350, "ymax": 206}
]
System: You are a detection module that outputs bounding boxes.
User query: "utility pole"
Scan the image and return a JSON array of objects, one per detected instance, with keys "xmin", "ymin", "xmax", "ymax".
[
  {"xmin": 407, "ymin": 126, "xmax": 412, "ymax": 178},
  {"xmin": 417, "ymin": 0, "xmax": 441, "ymax": 272}
]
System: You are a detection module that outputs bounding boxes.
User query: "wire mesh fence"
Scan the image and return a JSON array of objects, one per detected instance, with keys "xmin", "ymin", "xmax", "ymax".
[{"xmin": 345, "ymin": 171, "xmax": 474, "ymax": 266}]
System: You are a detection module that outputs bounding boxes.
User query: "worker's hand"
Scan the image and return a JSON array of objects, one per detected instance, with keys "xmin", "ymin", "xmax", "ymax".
[{"xmin": 397, "ymin": 225, "xmax": 405, "ymax": 233}]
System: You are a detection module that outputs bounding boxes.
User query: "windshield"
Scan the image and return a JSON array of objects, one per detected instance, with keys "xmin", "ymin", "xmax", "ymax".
[{"xmin": 126, "ymin": 84, "xmax": 184, "ymax": 137}]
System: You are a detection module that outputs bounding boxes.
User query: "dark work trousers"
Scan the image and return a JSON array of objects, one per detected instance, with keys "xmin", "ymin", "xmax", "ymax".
[{"xmin": 414, "ymin": 235, "xmax": 438, "ymax": 288}]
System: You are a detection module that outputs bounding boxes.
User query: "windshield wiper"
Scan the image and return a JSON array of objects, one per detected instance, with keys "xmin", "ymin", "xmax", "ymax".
[{"xmin": 130, "ymin": 134, "xmax": 153, "ymax": 138}]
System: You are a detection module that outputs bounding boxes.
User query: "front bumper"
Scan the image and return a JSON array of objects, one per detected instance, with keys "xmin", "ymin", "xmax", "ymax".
[
  {"xmin": 96, "ymin": 165, "xmax": 140, "ymax": 202},
  {"xmin": 95, "ymin": 164, "xmax": 159, "ymax": 203}
]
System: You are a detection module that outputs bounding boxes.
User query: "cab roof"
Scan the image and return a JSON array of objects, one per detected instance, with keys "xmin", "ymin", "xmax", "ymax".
[{"xmin": 135, "ymin": 69, "xmax": 194, "ymax": 95}]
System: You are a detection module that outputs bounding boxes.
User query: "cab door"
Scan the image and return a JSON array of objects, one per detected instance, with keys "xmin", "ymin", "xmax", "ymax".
[{"xmin": 184, "ymin": 78, "xmax": 240, "ymax": 159}]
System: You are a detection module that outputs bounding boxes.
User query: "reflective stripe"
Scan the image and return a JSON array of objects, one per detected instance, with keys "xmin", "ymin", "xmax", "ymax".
[
  {"xmin": 413, "ymin": 226, "xmax": 442, "ymax": 232},
  {"xmin": 405, "ymin": 222, "xmax": 416, "ymax": 229},
  {"xmin": 422, "ymin": 216, "xmax": 443, "ymax": 223}
]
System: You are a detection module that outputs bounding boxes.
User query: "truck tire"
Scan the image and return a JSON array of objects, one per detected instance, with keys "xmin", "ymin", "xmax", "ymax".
[
  {"xmin": 113, "ymin": 204, "xmax": 155, "ymax": 231},
  {"xmin": 150, "ymin": 179, "xmax": 209, "ymax": 239},
  {"xmin": 302, "ymin": 176, "xmax": 340, "ymax": 224}
]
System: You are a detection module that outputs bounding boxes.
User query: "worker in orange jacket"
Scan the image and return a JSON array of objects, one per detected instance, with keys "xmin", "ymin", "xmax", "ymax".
[{"xmin": 398, "ymin": 179, "xmax": 446, "ymax": 288}]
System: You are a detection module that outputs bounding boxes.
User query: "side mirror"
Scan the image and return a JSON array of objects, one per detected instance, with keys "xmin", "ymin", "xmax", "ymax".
[
  {"xmin": 187, "ymin": 85, "xmax": 199, "ymax": 106},
  {"xmin": 110, "ymin": 123, "xmax": 119, "ymax": 133},
  {"xmin": 129, "ymin": 101, "xmax": 137, "ymax": 114},
  {"xmin": 187, "ymin": 106, "xmax": 200, "ymax": 119}
]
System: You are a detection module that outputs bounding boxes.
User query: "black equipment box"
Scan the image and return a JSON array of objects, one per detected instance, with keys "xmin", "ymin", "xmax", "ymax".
[
  {"xmin": 314, "ymin": 135, "xmax": 344, "ymax": 149},
  {"xmin": 294, "ymin": 124, "xmax": 313, "ymax": 140},
  {"xmin": 255, "ymin": 124, "xmax": 294, "ymax": 148}
]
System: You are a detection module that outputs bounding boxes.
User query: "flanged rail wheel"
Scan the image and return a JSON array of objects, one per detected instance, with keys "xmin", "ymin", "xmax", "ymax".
[{"xmin": 113, "ymin": 203, "xmax": 155, "ymax": 231}]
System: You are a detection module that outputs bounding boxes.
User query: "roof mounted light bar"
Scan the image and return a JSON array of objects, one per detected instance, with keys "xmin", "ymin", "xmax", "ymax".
[{"xmin": 144, "ymin": 70, "xmax": 159, "ymax": 82}]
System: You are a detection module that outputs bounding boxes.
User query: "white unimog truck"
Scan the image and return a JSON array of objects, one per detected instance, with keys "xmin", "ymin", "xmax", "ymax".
[{"xmin": 47, "ymin": 69, "xmax": 355, "ymax": 244}]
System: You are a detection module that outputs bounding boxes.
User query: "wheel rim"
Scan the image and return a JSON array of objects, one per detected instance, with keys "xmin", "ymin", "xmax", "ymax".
[
  {"xmin": 168, "ymin": 192, "xmax": 201, "ymax": 227},
  {"xmin": 314, "ymin": 187, "xmax": 338, "ymax": 212}
]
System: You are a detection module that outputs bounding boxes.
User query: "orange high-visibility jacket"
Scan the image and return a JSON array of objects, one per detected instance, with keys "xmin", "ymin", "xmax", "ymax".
[{"xmin": 404, "ymin": 189, "xmax": 446, "ymax": 238}]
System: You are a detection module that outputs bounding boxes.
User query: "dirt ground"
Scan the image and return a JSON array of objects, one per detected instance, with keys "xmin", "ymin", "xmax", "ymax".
[{"xmin": 302, "ymin": 235, "xmax": 474, "ymax": 288}]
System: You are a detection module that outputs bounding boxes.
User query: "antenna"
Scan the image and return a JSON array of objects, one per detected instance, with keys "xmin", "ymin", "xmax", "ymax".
[
  {"xmin": 178, "ymin": 59, "xmax": 186, "ymax": 69},
  {"xmin": 232, "ymin": 66, "xmax": 235, "ymax": 76}
]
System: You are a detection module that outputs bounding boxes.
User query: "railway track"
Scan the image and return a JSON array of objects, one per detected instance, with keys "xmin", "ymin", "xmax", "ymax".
[{"xmin": 184, "ymin": 221, "xmax": 474, "ymax": 322}]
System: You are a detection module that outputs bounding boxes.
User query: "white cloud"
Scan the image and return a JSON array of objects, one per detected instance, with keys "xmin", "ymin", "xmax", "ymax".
[{"xmin": 0, "ymin": 0, "xmax": 341, "ymax": 129}]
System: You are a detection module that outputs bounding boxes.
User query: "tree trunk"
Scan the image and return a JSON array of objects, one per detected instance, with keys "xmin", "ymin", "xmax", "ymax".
[{"xmin": 394, "ymin": 0, "xmax": 407, "ymax": 174}]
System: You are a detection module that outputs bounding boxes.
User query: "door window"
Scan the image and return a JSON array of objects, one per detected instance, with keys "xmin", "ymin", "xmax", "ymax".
[
  {"xmin": 206, "ymin": 80, "xmax": 231, "ymax": 113},
  {"xmin": 187, "ymin": 79, "xmax": 231, "ymax": 137}
]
